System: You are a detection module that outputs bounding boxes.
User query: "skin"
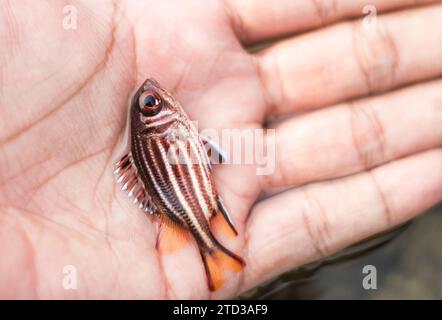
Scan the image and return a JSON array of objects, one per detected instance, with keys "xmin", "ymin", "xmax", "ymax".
[{"xmin": 0, "ymin": 0, "xmax": 441, "ymax": 299}]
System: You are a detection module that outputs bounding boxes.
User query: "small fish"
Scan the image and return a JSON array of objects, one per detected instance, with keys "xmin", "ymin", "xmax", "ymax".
[{"xmin": 114, "ymin": 78, "xmax": 245, "ymax": 291}]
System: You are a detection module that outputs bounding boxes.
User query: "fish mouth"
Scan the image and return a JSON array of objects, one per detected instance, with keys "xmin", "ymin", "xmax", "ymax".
[
  {"xmin": 143, "ymin": 78, "xmax": 161, "ymax": 90},
  {"xmin": 142, "ymin": 78, "xmax": 173, "ymax": 103}
]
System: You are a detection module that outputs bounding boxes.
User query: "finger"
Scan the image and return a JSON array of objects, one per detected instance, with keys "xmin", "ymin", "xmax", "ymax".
[
  {"xmin": 242, "ymin": 149, "xmax": 442, "ymax": 292},
  {"xmin": 225, "ymin": 0, "xmax": 440, "ymax": 44},
  {"xmin": 255, "ymin": 4, "xmax": 442, "ymax": 118},
  {"xmin": 261, "ymin": 79, "xmax": 442, "ymax": 190}
]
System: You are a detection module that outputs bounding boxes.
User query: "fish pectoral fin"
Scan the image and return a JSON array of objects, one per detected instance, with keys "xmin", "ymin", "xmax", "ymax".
[
  {"xmin": 156, "ymin": 215, "xmax": 191, "ymax": 254},
  {"xmin": 114, "ymin": 152, "xmax": 157, "ymax": 215},
  {"xmin": 200, "ymin": 134, "xmax": 227, "ymax": 167},
  {"xmin": 210, "ymin": 197, "xmax": 238, "ymax": 238},
  {"xmin": 201, "ymin": 246, "xmax": 245, "ymax": 291}
]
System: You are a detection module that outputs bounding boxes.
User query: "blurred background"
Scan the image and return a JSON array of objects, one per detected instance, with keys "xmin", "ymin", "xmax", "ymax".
[{"xmin": 240, "ymin": 203, "xmax": 441, "ymax": 299}]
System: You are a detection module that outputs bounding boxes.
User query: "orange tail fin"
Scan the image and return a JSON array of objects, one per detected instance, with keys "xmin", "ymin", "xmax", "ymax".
[{"xmin": 201, "ymin": 246, "xmax": 245, "ymax": 291}]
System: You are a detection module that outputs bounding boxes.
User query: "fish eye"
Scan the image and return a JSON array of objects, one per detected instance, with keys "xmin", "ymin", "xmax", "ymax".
[{"xmin": 139, "ymin": 92, "xmax": 163, "ymax": 116}]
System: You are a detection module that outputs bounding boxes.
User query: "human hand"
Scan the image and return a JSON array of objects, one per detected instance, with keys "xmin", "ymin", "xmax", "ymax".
[{"xmin": 0, "ymin": 0, "xmax": 441, "ymax": 299}]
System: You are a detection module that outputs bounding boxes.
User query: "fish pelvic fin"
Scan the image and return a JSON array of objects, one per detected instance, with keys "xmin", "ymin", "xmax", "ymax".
[
  {"xmin": 210, "ymin": 197, "xmax": 238, "ymax": 238},
  {"xmin": 201, "ymin": 244, "xmax": 245, "ymax": 291},
  {"xmin": 156, "ymin": 214, "xmax": 191, "ymax": 254}
]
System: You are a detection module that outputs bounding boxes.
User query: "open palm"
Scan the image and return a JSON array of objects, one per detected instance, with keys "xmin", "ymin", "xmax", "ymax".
[{"xmin": 0, "ymin": 0, "xmax": 441, "ymax": 299}]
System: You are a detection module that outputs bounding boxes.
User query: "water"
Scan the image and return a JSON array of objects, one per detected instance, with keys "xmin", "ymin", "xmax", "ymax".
[{"xmin": 242, "ymin": 203, "xmax": 442, "ymax": 299}]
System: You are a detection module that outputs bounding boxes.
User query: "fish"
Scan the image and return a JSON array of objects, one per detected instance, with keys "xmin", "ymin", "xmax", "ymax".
[{"xmin": 114, "ymin": 78, "xmax": 245, "ymax": 291}]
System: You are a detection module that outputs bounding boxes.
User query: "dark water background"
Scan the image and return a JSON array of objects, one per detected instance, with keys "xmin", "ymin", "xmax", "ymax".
[{"xmin": 241, "ymin": 203, "xmax": 441, "ymax": 299}]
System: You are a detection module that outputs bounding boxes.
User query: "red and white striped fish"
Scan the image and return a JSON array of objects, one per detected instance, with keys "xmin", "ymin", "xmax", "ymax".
[{"xmin": 114, "ymin": 78, "xmax": 245, "ymax": 291}]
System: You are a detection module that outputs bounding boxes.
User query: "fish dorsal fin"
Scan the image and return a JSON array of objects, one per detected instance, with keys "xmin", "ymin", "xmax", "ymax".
[
  {"xmin": 114, "ymin": 153, "xmax": 156, "ymax": 214},
  {"xmin": 156, "ymin": 214, "xmax": 191, "ymax": 254},
  {"xmin": 210, "ymin": 197, "xmax": 238, "ymax": 238}
]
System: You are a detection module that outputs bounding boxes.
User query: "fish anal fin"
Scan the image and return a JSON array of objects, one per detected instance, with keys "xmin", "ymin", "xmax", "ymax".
[
  {"xmin": 156, "ymin": 215, "xmax": 190, "ymax": 254},
  {"xmin": 210, "ymin": 197, "xmax": 238, "ymax": 238},
  {"xmin": 211, "ymin": 211, "xmax": 237, "ymax": 238}
]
